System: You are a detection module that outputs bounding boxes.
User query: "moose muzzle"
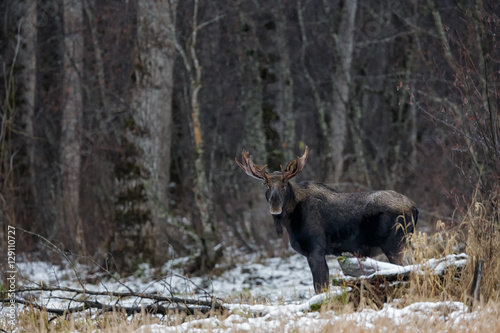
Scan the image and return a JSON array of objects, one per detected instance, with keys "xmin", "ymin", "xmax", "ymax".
[{"xmin": 268, "ymin": 188, "xmax": 283, "ymax": 215}]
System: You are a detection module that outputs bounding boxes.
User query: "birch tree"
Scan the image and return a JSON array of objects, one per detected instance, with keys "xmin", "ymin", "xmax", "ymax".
[{"xmin": 172, "ymin": 0, "xmax": 221, "ymax": 271}]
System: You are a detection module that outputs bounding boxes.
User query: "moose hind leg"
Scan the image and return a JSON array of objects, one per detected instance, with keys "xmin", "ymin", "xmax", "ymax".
[{"xmin": 307, "ymin": 253, "xmax": 329, "ymax": 294}]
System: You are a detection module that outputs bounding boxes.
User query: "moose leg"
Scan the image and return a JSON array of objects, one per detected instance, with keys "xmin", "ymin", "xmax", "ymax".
[{"xmin": 307, "ymin": 253, "xmax": 329, "ymax": 294}]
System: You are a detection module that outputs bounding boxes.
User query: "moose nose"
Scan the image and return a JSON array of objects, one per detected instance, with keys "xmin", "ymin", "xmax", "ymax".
[
  {"xmin": 269, "ymin": 188, "xmax": 283, "ymax": 215},
  {"xmin": 270, "ymin": 206, "xmax": 282, "ymax": 215}
]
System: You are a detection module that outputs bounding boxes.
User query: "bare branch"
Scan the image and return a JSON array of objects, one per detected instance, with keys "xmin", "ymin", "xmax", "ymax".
[
  {"xmin": 15, "ymin": 286, "xmax": 224, "ymax": 310},
  {"xmin": 1, "ymin": 285, "xmax": 226, "ymax": 319},
  {"xmin": 2, "ymin": 296, "xmax": 219, "ymax": 316}
]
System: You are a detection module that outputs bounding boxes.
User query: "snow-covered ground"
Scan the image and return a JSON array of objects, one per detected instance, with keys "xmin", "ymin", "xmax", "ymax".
[
  {"xmin": 1, "ymin": 250, "xmax": 481, "ymax": 332},
  {"xmin": 138, "ymin": 300, "xmax": 474, "ymax": 333}
]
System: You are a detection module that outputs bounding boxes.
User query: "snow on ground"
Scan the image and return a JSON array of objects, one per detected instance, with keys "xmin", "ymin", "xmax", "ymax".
[
  {"xmin": 11, "ymin": 251, "xmax": 339, "ymax": 304},
  {"xmin": 2, "ymin": 250, "xmax": 476, "ymax": 332},
  {"xmin": 186, "ymin": 253, "xmax": 342, "ymax": 300},
  {"xmin": 137, "ymin": 300, "xmax": 473, "ymax": 333}
]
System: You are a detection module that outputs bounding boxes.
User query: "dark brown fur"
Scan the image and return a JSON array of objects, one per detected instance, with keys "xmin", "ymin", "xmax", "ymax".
[{"xmin": 236, "ymin": 147, "xmax": 418, "ymax": 293}]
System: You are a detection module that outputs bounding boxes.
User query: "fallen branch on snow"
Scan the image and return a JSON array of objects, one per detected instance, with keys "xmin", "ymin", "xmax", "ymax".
[
  {"xmin": 1, "ymin": 286, "xmax": 226, "ymax": 317},
  {"xmin": 337, "ymin": 253, "xmax": 468, "ymax": 280},
  {"xmin": 329, "ymin": 254, "xmax": 469, "ymax": 310}
]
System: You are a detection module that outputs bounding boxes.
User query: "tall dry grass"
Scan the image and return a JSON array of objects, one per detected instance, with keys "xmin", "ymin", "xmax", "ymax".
[
  {"xmin": 1, "ymin": 307, "xmax": 164, "ymax": 333},
  {"xmin": 389, "ymin": 189, "xmax": 500, "ymax": 307}
]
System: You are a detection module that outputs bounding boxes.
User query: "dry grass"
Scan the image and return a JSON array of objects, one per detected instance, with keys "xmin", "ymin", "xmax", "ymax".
[
  {"xmin": 399, "ymin": 190, "xmax": 500, "ymax": 306},
  {"xmin": 316, "ymin": 303, "xmax": 500, "ymax": 333},
  {"xmin": 3, "ymin": 303, "xmax": 500, "ymax": 333},
  {"xmin": 1, "ymin": 307, "xmax": 165, "ymax": 333}
]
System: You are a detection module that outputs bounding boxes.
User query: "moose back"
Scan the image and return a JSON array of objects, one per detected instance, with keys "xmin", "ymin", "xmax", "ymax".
[{"xmin": 236, "ymin": 146, "xmax": 418, "ymax": 294}]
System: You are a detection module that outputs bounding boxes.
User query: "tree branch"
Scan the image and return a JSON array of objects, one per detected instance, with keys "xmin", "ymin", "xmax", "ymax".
[
  {"xmin": 2, "ymin": 296, "xmax": 218, "ymax": 316},
  {"xmin": 14, "ymin": 286, "xmax": 224, "ymax": 310},
  {"xmin": 2, "ymin": 286, "xmax": 226, "ymax": 317}
]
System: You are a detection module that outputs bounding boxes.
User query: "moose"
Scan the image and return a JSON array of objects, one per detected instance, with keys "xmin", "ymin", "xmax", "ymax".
[{"xmin": 236, "ymin": 146, "xmax": 418, "ymax": 293}]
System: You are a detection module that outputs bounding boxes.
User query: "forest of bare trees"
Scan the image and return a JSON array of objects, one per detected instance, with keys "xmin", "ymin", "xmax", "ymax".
[{"xmin": 1, "ymin": 0, "xmax": 499, "ymax": 275}]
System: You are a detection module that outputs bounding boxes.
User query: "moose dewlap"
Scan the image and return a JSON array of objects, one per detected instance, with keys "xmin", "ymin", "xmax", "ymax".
[{"xmin": 236, "ymin": 146, "xmax": 418, "ymax": 294}]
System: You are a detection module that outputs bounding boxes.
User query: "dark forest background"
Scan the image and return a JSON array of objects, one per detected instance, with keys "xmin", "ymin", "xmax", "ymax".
[{"xmin": 0, "ymin": 0, "xmax": 499, "ymax": 275}]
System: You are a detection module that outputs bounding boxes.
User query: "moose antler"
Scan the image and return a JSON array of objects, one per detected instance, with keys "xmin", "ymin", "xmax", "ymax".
[
  {"xmin": 282, "ymin": 146, "xmax": 309, "ymax": 181},
  {"xmin": 235, "ymin": 149, "xmax": 269, "ymax": 181}
]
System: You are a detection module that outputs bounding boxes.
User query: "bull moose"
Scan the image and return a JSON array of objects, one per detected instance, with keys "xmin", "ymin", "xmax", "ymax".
[{"xmin": 236, "ymin": 146, "xmax": 418, "ymax": 293}]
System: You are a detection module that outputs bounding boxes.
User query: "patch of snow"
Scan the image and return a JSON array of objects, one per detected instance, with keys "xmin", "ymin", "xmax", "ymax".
[{"xmin": 182, "ymin": 253, "xmax": 341, "ymax": 301}]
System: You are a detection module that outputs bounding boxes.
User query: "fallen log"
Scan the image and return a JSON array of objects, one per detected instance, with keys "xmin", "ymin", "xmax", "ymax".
[
  {"xmin": 333, "ymin": 254, "xmax": 469, "ymax": 310},
  {"xmin": 337, "ymin": 253, "xmax": 468, "ymax": 279}
]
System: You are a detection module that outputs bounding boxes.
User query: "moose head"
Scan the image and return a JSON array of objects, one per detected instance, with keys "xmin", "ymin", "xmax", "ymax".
[{"xmin": 235, "ymin": 146, "xmax": 309, "ymax": 215}]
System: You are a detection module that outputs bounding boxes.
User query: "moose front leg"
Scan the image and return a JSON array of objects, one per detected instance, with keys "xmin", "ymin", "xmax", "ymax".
[{"xmin": 307, "ymin": 253, "xmax": 329, "ymax": 294}]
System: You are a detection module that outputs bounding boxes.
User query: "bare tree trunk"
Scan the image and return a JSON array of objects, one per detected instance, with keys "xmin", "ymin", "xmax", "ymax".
[
  {"xmin": 134, "ymin": 0, "xmax": 175, "ymax": 202},
  {"xmin": 19, "ymin": 0, "xmax": 38, "ymax": 208},
  {"xmin": 351, "ymin": 102, "xmax": 372, "ymax": 188},
  {"xmin": 237, "ymin": 2, "xmax": 266, "ymax": 160},
  {"xmin": 235, "ymin": 1, "xmax": 268, "ymax": 248},
  {"xmin": 189, "ymin": 42, "xmax": 217, "ymax": 271},
  {"xmin": 273, "ymin": 3, "xmax": 295, "ymax": 161},
  {"xmin": 61, "ymin": 0, "xmax": 84, "ymax": 253},
  {"xmin": 113, "ymin": 0, "xmax": 177, "ymax": 271},
  {"xmin": 172, "ymin": 0, "xmax": 220, "ymax": 272},
  {"xmin": 331, "ymin": 0, "xmax": 357, "ymax": 182},
  {"xmin": 298, "ymin": 0, "xmax": 330, "ymax": 179},
  {"xmin": 83, "ymin": 0, "xmax": 108, "ymax": 111}
]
